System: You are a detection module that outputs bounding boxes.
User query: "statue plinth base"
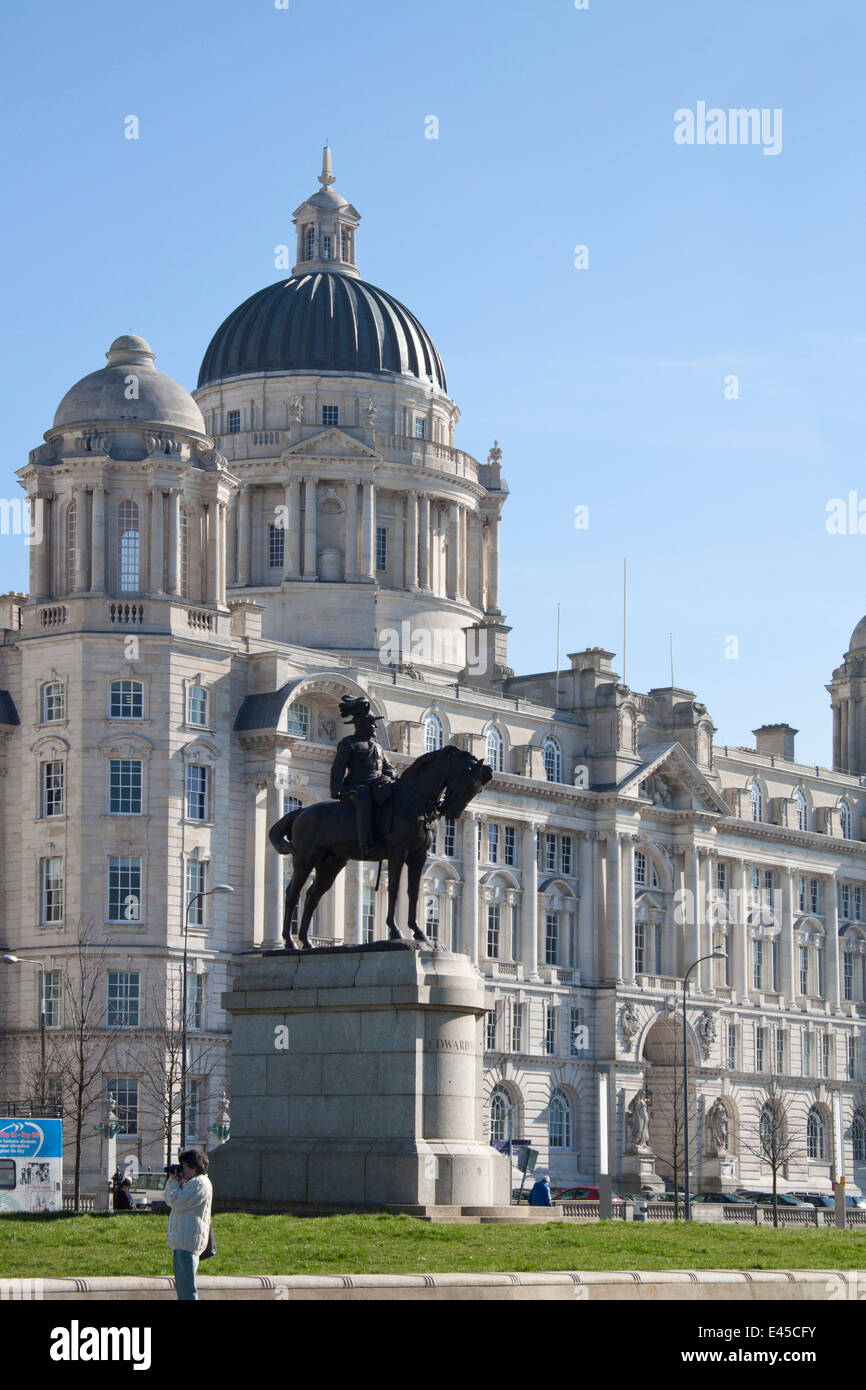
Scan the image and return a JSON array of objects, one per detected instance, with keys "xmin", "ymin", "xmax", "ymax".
[
  {"xmin": 701, "ymin": 1154, "xmax": 739, "ymax": 1191},
  {"xmin": 208, "ymin": 944, "xmax": 510, "ymax": 1210},
  {"xmin": 619, "ymin": 1152, "xmax": 663, "ymax": 1196}
]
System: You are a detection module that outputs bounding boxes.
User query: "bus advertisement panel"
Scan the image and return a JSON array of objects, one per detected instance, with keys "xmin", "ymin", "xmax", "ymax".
[{"xmin": 0, "ymin": 1117, "xmax": 63, "ymax": 1212}]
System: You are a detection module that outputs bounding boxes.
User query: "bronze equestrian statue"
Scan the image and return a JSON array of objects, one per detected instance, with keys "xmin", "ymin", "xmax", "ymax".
[{"xmin": 267, "ymin": 695, "xmax": 492, "ymax": 950}]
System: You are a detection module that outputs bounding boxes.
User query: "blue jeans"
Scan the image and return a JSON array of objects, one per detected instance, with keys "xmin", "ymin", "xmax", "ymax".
[{"xmin": 173, "ymin": 1249, "xmax": 200, "ymax": 1301}]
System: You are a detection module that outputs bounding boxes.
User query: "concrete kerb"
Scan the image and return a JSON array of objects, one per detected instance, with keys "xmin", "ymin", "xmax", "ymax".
[{"xmin": 9, "ymin": 1270, "xmax": 861, "ymax": 1301}]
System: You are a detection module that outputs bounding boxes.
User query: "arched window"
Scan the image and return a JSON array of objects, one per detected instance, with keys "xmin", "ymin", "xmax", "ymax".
[
  {"xmin": 748, "ymin": 779, "xmax": 763, "ymax": 823},
  {"xmin": 853, "ymin": 1110, "xmax": 866, "ymax": 1164},
  {"xmin": 118, "ymin": 501, "xmax": 140, "ymax": 592},
  {"xmin": 424, "ymin": 893, "xmax": 440, "ymax": 943},
  {"xmin": 486, "ymin": 725, "xmax": 504, "ymax": 772},
  {"xmin": 282, "ymin": 794, "xmax": 302, "ymax": 817},
  {"xmin": 807, "ymin": 1106, "xmax": 826, "ymax": 1160},
  {"xmin": 305, "ymin": 225, "xmax": 315, "ymax": 260},
  {"xmin": 795, "ymin": 788, "xmax": 809, "ymax": 832},
  {"xmin": 423, "ymin": 712, "xmax": 444, "ymax": 752},
  {"xmin": 286, "ymin": 702, "xmax": 310, "ymax": 738},
  {"xmin": 839, "ymin": 800, "xmax": 853, "ymax": 840},
  {"xmin": 65, "ymin": 501, "xmax": 77, "ymax": 593},
  {"xmin": 543, "ymin": 736, "xmax": 562, "ymax": 783},
  {"xmin": 548, "ymin": 1089, "xmax": 572, "ymax": 1150},
  {"xmin": 488, "ymin": 1085, "xmax": 513, "ymax": 1145},
  {"xmin": 179, "ymin": 510, "xmax": 190, "ymax": 599}
]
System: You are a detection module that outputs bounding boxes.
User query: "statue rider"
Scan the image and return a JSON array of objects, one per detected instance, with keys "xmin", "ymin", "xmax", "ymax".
[{"xmin": 330, "ymin": 695, "xmax": 397, "ymax": 857}]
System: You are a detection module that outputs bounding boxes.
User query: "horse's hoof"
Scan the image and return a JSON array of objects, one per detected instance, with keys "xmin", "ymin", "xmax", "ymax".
[
  {"xmin": 283, "ymin": 939, "xmax": 299, "ymax": 952},
  {"xmin": 300, "ymin": 938, "xmax": 314, "ymax": 951}
]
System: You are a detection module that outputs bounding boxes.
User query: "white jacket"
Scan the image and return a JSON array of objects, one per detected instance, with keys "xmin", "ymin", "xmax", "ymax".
[{"xmin": 164, "ymin": 1175, "xmax": 213, "ymax": 1254}]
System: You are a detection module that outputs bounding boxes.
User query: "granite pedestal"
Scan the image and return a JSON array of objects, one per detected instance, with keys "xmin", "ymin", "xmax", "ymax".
[{"xmin": 208, "ymin": 942, "xmax": 510, "ymax": 1210}]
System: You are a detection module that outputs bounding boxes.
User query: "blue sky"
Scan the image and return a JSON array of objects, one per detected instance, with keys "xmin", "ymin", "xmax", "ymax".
[{"xmin": 1, "ymin": 0, "xmax": 863, "ymax": 765}]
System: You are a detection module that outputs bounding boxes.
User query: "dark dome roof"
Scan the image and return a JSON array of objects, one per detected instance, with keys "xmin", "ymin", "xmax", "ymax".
[{"xmin": 197, "ymin": 272, "xmax": 447, "ymax": 391}]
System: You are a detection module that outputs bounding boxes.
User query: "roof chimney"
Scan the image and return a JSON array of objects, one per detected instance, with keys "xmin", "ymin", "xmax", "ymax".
[{"xmin": 753, "ymin": 724, "xmax": 797, "ymax": 761}]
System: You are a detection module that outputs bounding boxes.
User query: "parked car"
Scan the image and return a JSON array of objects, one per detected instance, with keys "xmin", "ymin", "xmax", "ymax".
[
  {"xmin": 551, "ymin": 1185, "xmax": 624, "ymax": 1204},
  {"xmin": 792, "ymin": 1191, "xmax": 866, "ymax": 1210},
  {"xmin": 690, "ymin": 1192, "xmax": 747, "ymax": 1204},
  {"xmin": 127, "ymin": 1171, "xmax": 168, "ymax": 1209},
  {"xmin": 736, "ymin": 1190, "xmax": 813, "ymax": 1207}
]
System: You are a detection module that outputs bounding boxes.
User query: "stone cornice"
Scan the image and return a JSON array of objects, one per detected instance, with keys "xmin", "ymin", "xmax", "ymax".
[{"xmin": 718, "ymin": 816, "xmax": 866, "ymax": 859}]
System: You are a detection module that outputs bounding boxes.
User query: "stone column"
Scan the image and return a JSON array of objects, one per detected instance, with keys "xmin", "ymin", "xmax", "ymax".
[
  {"xmin": 621, "ymin": 836, "xmax": 636, "ymax": 984},
  {"xmin": 405, "ymin": 491, "xmax": 419, "ymax": 589},
  {"xmin": 246, "ymin": 778, "xmax": 267, "ymax": 948},
  {"xmin": 732, "ymin": 859, "xmax": 749, "ymax": 998},
  {"xmin": 849, "ymin": 704, "xmax": 857, "ymax": 779},
  {"xmin": 521, "ymin": 822, "xmax": 539, "ymax": 980},
  {"xmin": 302, "ymin": 477, "xmax": 317, "ymax": 580},
  {"xmin": 265, "ymin": 779, "xmax": 284, "ymax": 949},
  {"xmin": 361, "ymin": 480, "xmax": 376, "ymax": 580},
  {"xmin": 578, "ymin": 834, "xmax": 594, "ymax": 982},
  {"xmin": 345, "ymin": 481, "xmax": 359, "ymax": 580},
  {"xmin": 506, "ymin": 889, "xmax": 519, "ymax": 962},
  {"xmin": 469, "ymin": 512, "xmax": 483, "ymax": 609},
  {"xmin": 446, "ymin": 503, "xmax": 459, "ymax": 599},
  {"xmin": 73, "ymin": 487, "xmax": 89, "ymax": 592},
  {"xmin": 149, "ymin": 489, "xmax": 164, "ymax": 593},
  {"xmin": 219, "ymin": 502, "xmax": 228, "ymax": 603},
  {"xmin": 349, "ymin": 861, "xmax": 364, "ymax": 944},
  {"xmin": 392, "ymin": 493, "xmax": 405, "ymax": 589},
  {"xmin": 824, "ymin": 875, "xmax": 841, "ymax": 1009},
  {"xmin": 285, "ymin": 478, "xmax": 301, "ymax": 579},
  {"xmin": 686, "ymin": 848, "xmax": 702, "ymax": 980},
  {"xmin": 605, "ymin": 834, "xmax": 622, "ymax": 983},
  {"xmin": 487, "ymin": 511, "xmax": 501, "ymax": 614},
  {"xmin": 780, "ymin": 867, "xmax": 796, "ymax": 1005},
  {"xmin": 166, "ymin": 489, "xmax": 180, "ymax": 595},
  {"xmin": 448, "ymin": 884, "xmax": 461, "ymax": 954},
  {"xmin": 206, "ymin": 502, "xmax": 219, "ymax": 602},
  {"xmin": 90, "ymin": 488, "xmax": 105, "ymax": 594},
  {"xmin": 237, "ymin": 487, "xmax": 251, "ymax": 584},
  {"xmin": 419, "ymin": 493, "xmax": 431, "ymax": 589},
  {"xmin": 462, "ymin": 813, "xmax": 480, "ymax": 966}
]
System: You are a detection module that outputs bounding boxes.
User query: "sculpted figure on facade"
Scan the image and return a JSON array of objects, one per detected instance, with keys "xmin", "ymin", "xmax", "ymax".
[
  {"xmin": 619, "ymin": 1001, "xmax": 640, "ymax": 1052},
  {"xmin": 707, "ymin": 1098, "xmax": 729, "ymax": 1154},
  {"xmin": 698, "ymin": 1009, "xmax": 717, "ymax": 1058},
  {"xmin": 627, "ymin": 1090, "xmax": 652, "ymax": 1151}
]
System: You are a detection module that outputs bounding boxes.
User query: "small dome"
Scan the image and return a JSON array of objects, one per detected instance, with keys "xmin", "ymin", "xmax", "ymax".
[
  {"xmin": 197, "ymin": 273, "xmax": 447, "ymax": 391},
  {"xmin": 850, "ymin": 618, "xmax": 866, "ymax": 651},
  {"xmin": 53, "ymin": 336, "xmax": 206, "ymax": 434}
]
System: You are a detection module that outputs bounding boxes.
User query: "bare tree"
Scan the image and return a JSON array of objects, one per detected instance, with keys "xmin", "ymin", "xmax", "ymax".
[
  {"xmin": 742, "ymin": 1077, "xmax": 803, "ymax": 1227},
  {"xmin": 42, "ymin": 923, "xmax": 127, "ymax": 1211},
  {"xmin": 647, "ymin": 1045, "xmax": 695, "ymax": 1219},
  {"xmin": 136, "ymin": 971, "xmax": 222, "ymax": 1168}
]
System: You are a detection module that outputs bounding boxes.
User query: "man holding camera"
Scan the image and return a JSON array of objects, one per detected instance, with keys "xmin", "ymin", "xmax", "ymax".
[{"xmin": 164, "ymin": 1149, "xmax": 213, "ymax": 1301}]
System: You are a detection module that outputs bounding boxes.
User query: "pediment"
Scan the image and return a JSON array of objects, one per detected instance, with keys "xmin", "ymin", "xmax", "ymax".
[
  {"xmin": 283, "ymin": 428, "xmax": 380, "ymax": 461},
  {"xmin": 619, "ymin": 741, "xmax": 729, "ymax": 816}
]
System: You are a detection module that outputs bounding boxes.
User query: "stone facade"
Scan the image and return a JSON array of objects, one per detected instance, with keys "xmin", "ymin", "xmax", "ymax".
[{"xmin": 1, "ymin": 151, "xmax": 865, "ymax": 1199}]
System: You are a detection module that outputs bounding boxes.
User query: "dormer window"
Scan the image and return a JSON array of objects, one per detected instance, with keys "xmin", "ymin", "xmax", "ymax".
[
  {"xmin": 322, "ymin": 406, "xmax": 339, "ymax": 427},
  {"xmin": 322, "ymin": 235, "xmax": 332, "ymax": 260}
]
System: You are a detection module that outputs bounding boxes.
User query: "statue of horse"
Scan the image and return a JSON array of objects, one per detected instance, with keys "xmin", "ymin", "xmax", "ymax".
[{"xmin": 267, "ymin": 745, "xmax": 492, "ymax": 950}]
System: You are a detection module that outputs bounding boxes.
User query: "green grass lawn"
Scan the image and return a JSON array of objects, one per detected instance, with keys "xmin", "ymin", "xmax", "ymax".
[{"xmin": 1, "ymin": 1213, "xmax": 866, "ymax": 1278}]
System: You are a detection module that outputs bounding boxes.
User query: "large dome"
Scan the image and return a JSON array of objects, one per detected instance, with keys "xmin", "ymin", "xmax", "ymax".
[
  {"xmin": 197, "ymin": 272, "xmax": 447, "ymax": 392},
  {"xmin": 849, "ymin": 617, "xmax": 866, "ymax": 651},
  {"xmin": 54, "ymin": 336, "xmax": 207, "ymax": 434}
]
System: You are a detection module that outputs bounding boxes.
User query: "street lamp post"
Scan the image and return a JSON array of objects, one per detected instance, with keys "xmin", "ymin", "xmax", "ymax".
[
  {"xmin": 180, "ymin": 885, "xmax": 233, "ymax": 1152},
  {"xmin": 2, "ymin": 954, "xmax": 47, "ymax": 1110},
  {"xmin": 683, "ymin": 951, "xmax": 726, "ymax": 1222}
]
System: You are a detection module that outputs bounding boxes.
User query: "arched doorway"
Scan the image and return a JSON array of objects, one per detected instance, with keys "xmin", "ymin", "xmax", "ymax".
[{"xmin": 642, "ymin": 1017, "xmax": 697, "ymax": 1192}]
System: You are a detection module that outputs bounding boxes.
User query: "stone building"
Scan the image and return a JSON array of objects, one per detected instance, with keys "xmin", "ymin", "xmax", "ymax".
[{"xmin": 1, "ymin": 149, "xmax": 865, "ymax": 1198}]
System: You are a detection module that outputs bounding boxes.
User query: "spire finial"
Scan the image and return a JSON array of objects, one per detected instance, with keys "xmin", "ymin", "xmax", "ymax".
[{"xmin": 318, "ymin": 144, "xmax": 335, "ymax": 189}]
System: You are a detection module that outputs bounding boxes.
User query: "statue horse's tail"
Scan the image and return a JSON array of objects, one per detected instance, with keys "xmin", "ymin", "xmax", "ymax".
[{"xmin": 268, "ymin": 807, "xmax": 302, "ymax": 856}]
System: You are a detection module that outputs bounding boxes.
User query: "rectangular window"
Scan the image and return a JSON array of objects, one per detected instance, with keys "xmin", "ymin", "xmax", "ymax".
[
  {"xmin": 185, "ymin": 765, "xmax": 208, "ymax": 821},
  {"xmin": 822, "ymin": 1033, "xmax": 832, "ymax": 1078},
  {"xmin": 486, "ymin": 1009, "xmax": 497, "ymax": 1052},
  {"xmin": 187, "ymin": 974, "xmax": 204, "ymax": 1031},
  {"xmin": 375, "ymin": 526, "xmax": 387, "ymax": 572},
  {"xmin": 40, "ymin": 857, "xmax": 64, "ymax": 924},
  {"xmin": 654, "ymin": 921, "xmax": 663, "ymax": 975},
  {"xmin": 545, "ymin": 911, "xmax": 559, "ymax": 966},
  {"xmin": 776, "ymin": 1030, "xmax": 785, "ymax": 1075},
  {"xmin": 268, "ymin": 523, "xmax": 285, "ymax": 570},
  {"xmin": 443, "ymin": 818, "xmax": 456, "ymax": 858},
  {"xmin": 841, "ymin": 883, "xmax": 851, "ymax": 918},
  {"xmin": 187, "ymin": 686, "xmax": 209, "ymax": 728},
  {"xmin": 802, "ymin": 1032, "xmax": 812, "ymax": 1077},
  {"xmin": 717, "ymin": 861, "xmax": 727, "ymax": 897},
  {"xmin": 561, "ymin": 836, "xmax": 572, "ymax": 876},
  {"xmin": 799, "ymin": 946, "xmax": 809, "ymax": 996},
  {"xmin": 848, "ymin": 1034, "xmax": 857, "ymax": 1081},
  {"xmin": 362, "ymin": 885, "xmax": 376, "ymax": 943},
  {"xmin": 752, "ymin": 940, "xmax": 763, "ymax": 991},
  {"xmin": 42, "ymin": 683, "xmax": 65, "ymax": 722},
  {"xmin": 109, "ymin": 759, "xmax": 142, "ymax": 815},
  {"xmin": 110, "ymin": 681, "xmax": 143, "ymax": 719},
  {"xmin": 856, "ymin": 887, "xmax": 863, "ymax": 921},
  {"xmin": 844, "ymin": 953, "xmax": 854, "ymax": 1002},
  {"xmin": 185, "ymin": 1079, "xmax": 201, "ymax": 1140},
  {"xmin": 504, "ymin": 825, "xmax": 516, "ymax": 866},
  {"xmin": 545, "ymin": 1004, "xmax": 556, "ymax": 1056},
  {"xmin": 751, "ymin": 867, "xmax": 760, "ymax": 895},
  {"xmin": 798, "ymin": 876, "xmax": 807, "ymax": 913},
  {"xmin": 227, "ymin": 410, "xmax": 241, "ymax": 433},
  {"xmin": 106, "ymin": 1079, "xmax": 138, "ymax": 1135},
  {"xmin": 44, "ymin": 971, "xmax": 62, "ymax": 1029},
  {"xmin": 810, "ymin": 878, "xmax": 820, "ymax": 914},
  {"xmin": 635, "ymin": 920, "xmax": 646, "ymax": 974},
  {"xmin": 322, "ymin": 405, "xmax": 339, "ymax": 427},
  {"xmin": 415, "ymin": 418, "xmax": 425, "ymax": 439},
  {"xmin": 545, "ymin": 833, "xmax": 557, "ymax": 873},
  {"xmin": 511, "ymin": 1001, "xmax": 523, "ymax": 1053},
  {"xmin": 108, "ymin": 856, "xmax": 141, "ymax": 923},
  {"xmin": 635, "ymin": 851, "xmax": 647, "ymax": 885},
  {"xmin": 285, "ymin": 703, "xmax": 310, "ymax": 738},
  {"xmin": 570, "ymin": 1007, "xmax": 582, "ymax": 1057},
  {"xmin": 107, "ymin": 971, "xmax": 140, "ymax": 1028},
  {"xmin": 424, "ymin": 895, "xmax": 440, "ymax": 943},
  {"xmin": 486, "ymin": 902, "xmax": 501, "ymax": 959},
  {"xmin": 41, "ymin": 761, "xmax": 64, "ymax": 818},
  {"xmin": 487, "ymin": 823, "xmax": 499, "ymax": 864},
  {"xmin": 727, "ymin": 1022, "xmax": 737, "ymax": 1070},
  {"xmin": 756, "ymin": 1026, "xmax": 765, "ymax": 1071},
  {"xmin": 185, "ymin": 860, "xmax": 207, "ymax": 926}
]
